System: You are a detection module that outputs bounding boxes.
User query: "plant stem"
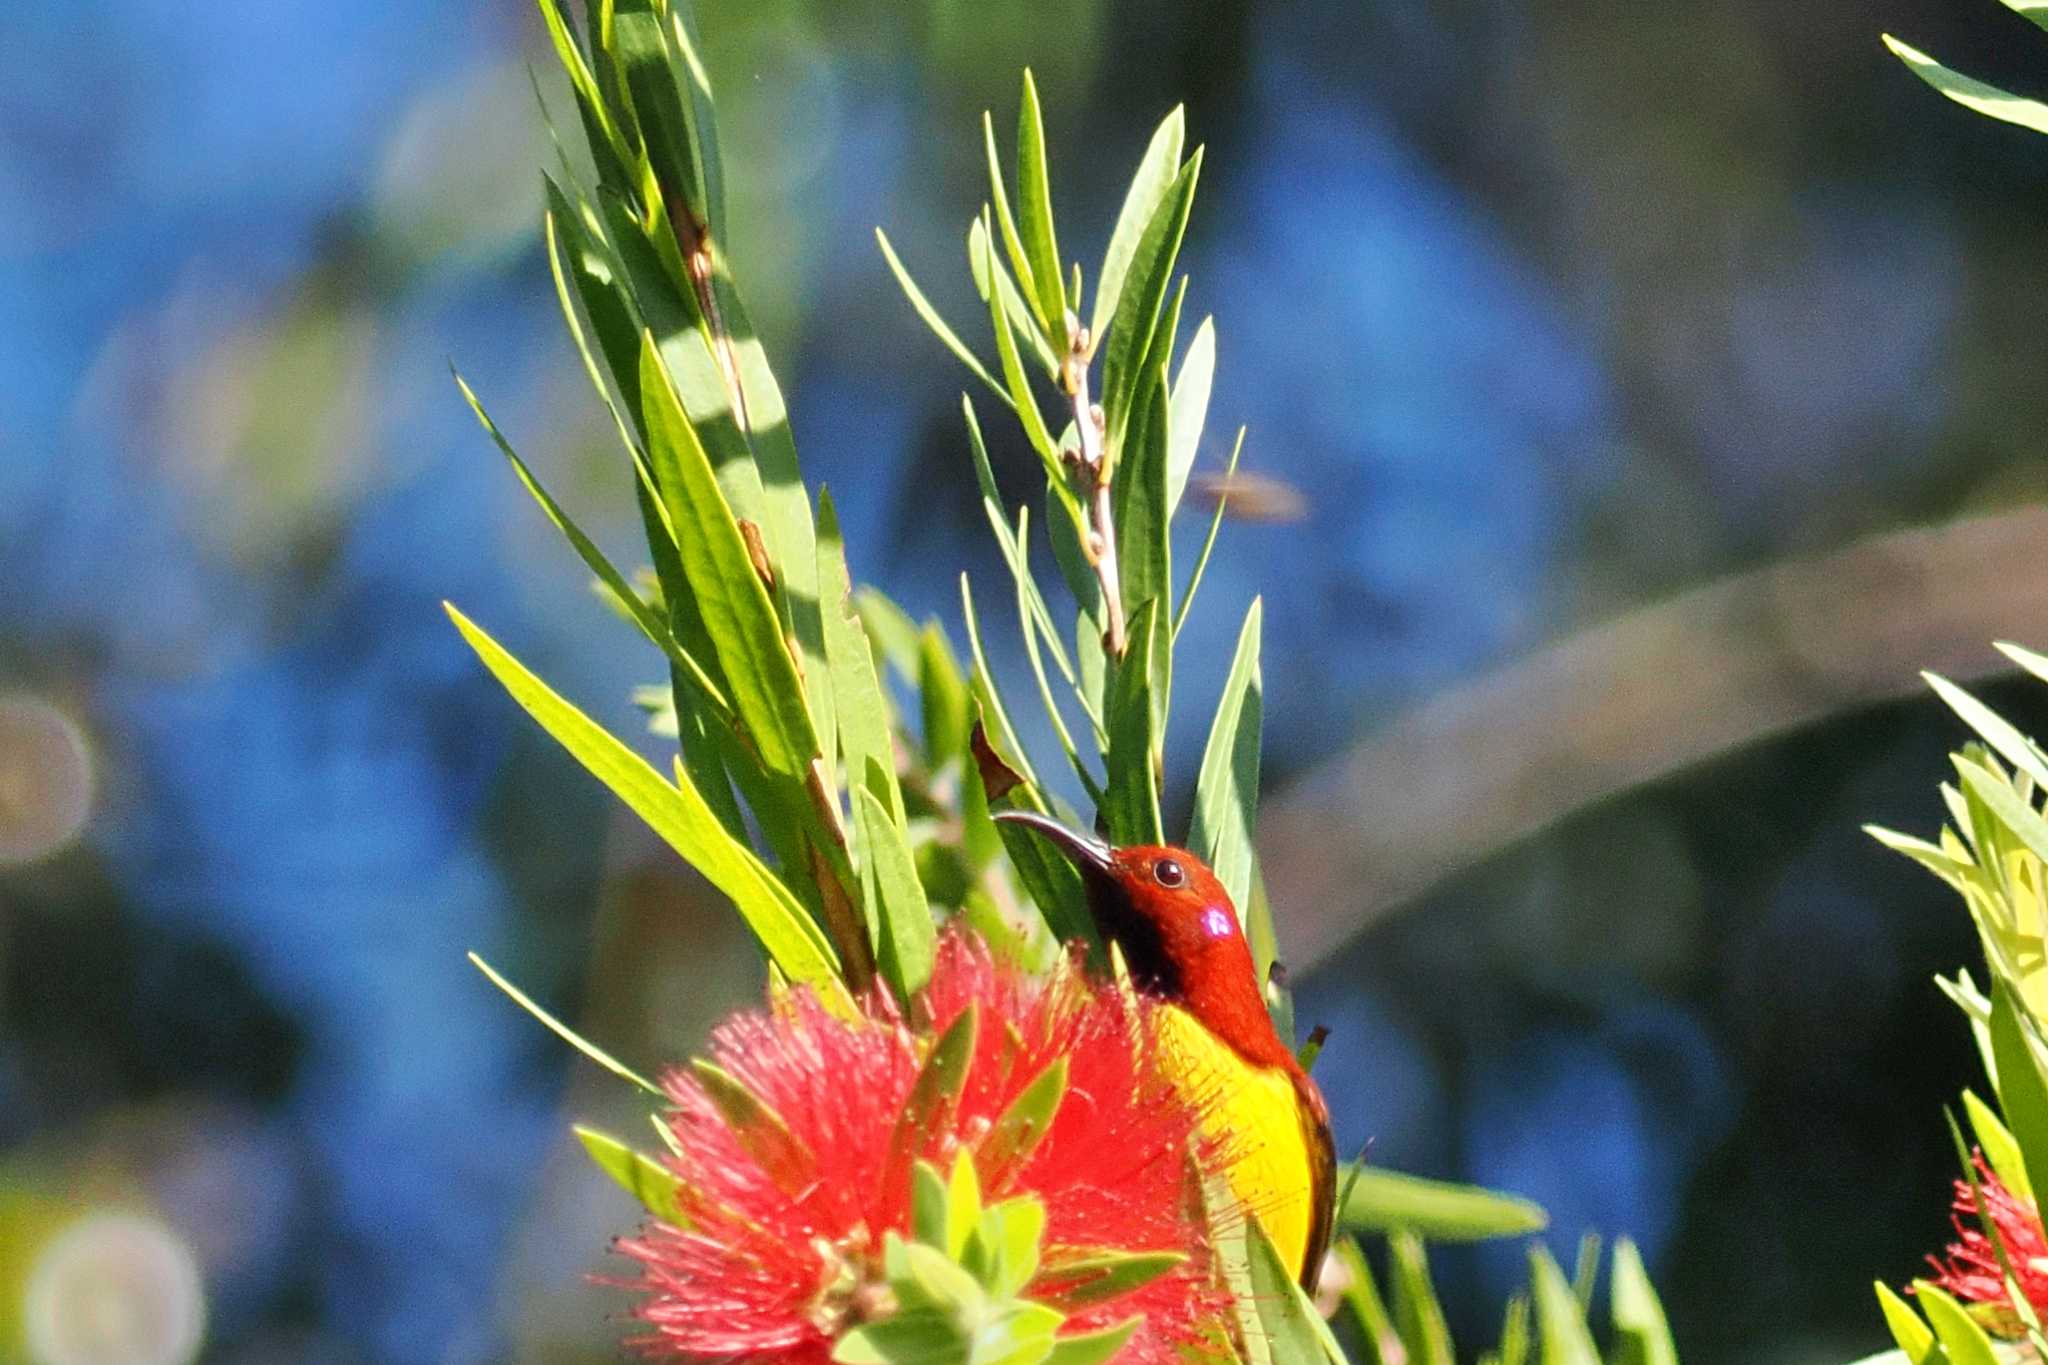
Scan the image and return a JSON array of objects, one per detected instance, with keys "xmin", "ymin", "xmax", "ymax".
[{"xmin": 1062, "ymin": 311, "xmax": 1127, "ymax": 658}]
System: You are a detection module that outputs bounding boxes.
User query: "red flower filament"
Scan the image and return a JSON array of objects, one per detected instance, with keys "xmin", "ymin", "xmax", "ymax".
[
  {"xmin": 1925, "ymin": 1152, "xmax": 2048, "ymax": 1336},
  {"xmin": 617, "ymin": 932, "xmax": 1229, "ymax": 1363}
]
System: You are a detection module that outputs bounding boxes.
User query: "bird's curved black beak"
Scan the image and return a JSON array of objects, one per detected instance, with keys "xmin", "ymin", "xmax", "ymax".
[{"xmin": 990, "ymin": 810, "xmax": 1114, "ymax": 877}]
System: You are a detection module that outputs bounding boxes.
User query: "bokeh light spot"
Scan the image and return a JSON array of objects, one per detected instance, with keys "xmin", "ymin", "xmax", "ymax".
[
  {"xmin": 0, "ymin": 696, "xmax": 95, "ymax": 865},
  {"xmin": 23, "ymin": 1211, "xmax": 206, "ymax": 1365}
]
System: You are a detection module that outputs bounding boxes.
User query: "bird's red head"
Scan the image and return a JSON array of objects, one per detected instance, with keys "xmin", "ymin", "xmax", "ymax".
[{"xmin": 993, "ymin": 812, "xmax": 1300, "ymax": 1076}]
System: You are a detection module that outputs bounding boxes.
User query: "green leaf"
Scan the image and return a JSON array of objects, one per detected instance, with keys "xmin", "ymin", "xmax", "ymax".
[
  {"xmin": 835, "ymin": 1308, "xmax": 970, "ymax": 1365},
  {"xmin": 1103, "ymin": 599, "xmax": 1164, "ymax": 846},
  {"xmin": 1189, "ymin": 599, "xmax": 1263, "ymax": 913},
  {"xmin": 969, "ymin": 1195, "xmax": 1045, "ymax": 1299},
  {"xmin": 1998, "ymin": 1, "xmax": 2048, "ymax": 34},
  {"xmin": 1873, "ymin": 1281, "xmax": 1939, "ymax": 1364},
  {"xmin": 945, "ymin": 1150, "xmax": 984, "ymax": 1260},
  {"xmin": 970, "ymin": 216, "xmax": 1061, "ymax": 380},
  {"xmin": 1569, "ymin": 1232, "xmax": 1601, "ymax": 1312},
  {"xmin": 978, "ymin": 1057, "xmax": 1069, "ymax": 1177},
  {"xmin": 980, "ymin": 214, "xmax": 1062, "ymax": 473},
  {"xmin": 638, "ymin": 335, "xmax": 820, "ymax": 779},
  {"xmin": 1014, "ymin": 71, "xmax": 1067, "ymax": 344},
  {"xmin": 1035, "ymin": 1249, "xmax": 1188, "ymax": 1308},
  {"xmin": 913, "ymin": 1159, "xmax": 950, "ymax": 1250},
  {"xmin": 1609, "ymin": 1238, "xmax": 1676, "ymax": 1365},
  {"xmin": 858, "ymin": 779, "xmax": 935, "ymax": 1002},
  {"xmin": 611, "ymin": 2, "xmax": 715, "ymax": 240},
  {"xmin": 1243, "ymin": 1216, "xmax": 1347, "ymax": 1365},
  {"xmin": 1090, "ymin": 108, "xmax": 1185, "ymax": 345},
  {"xmin": 1966, "ymin": 1088, "xmax": 2034, "ymax": 1205},
  {"xmin": 1387, "ymin": 1231, "xmax": 1456, "ymax": 1365},
  {"xmin": 1174, "ymin": 424, "xmax": 1244, "ymax": 639},
  {"xmin": 468, "ymin": 952, "xmax": 661, "ymax": 1096},
  {"xmin": 454, "ymin": 371, "xmax": 728, "ymax": 713},
  {"xmin": 1165, "ymin": 316, "xmax": 1214, "ymax": 518},
  {"xmin": 1883, "ymin": 35, "xmax": 2048, "ymax": 137},
  {"xmin": 876, "ymin": 228, "xmax": 1014, "ymax": 413},
  {"xmin": 1336, "ymin": 1239, "xmax": 1404, "ymax": 1365},
  {"xmin": 983, "ymin": 111, "xmax": 1051, "ymax": 342},
  {"xmin": 1916, "ymin": 1280, "xmax": 2002, "ymax": 1365},
  {"xmin": 821, "ymin": 489, "xmax": 906, "ymax": 825},
  {"xmin": 890, "ymin": 1005, "xmax": 982, "ymax": 1182},
  {"xmin": 1989, "ymin": 979, "xmax": 2048, "ymax": 1200},
  {"xmin": 1526, "ymin": 1245, "xmax": 1599, "ymax": 1365},
  {"xmin": 1337, "ymin": 1165, "xmax": 1548, "ymax": 1241},
  {"xmin": 1930, "ymin": 671, "xmax": 2048, "ymax": 791},
  {"xmin": 1040, "ymin": 1320, "xmax": 1139, "ymax": 1365},
  {"xmin": 574, "ymin": 1125, "xmax": 688, "ymax": 1226},
  {"xmin": 1099, "ymin": 150, "xmax": 1201, "ymax": 455},
  {"xmin": 446, "ymin": 605, "xmax": 840, "ymax": 987},
  {"xmin": 921, "ymin": 624, "xmax": 974, "ymax": 767},
  {"xmin": 1113, "ymin": 366, "xmax": 1173, "ymax": 698},
  {"xmin": 691, "ymin": 1058, "xmax": 819, "ymax": 1197},
  {"xmin": 967, "ymin": 1301, "xmax": 1062, "ymax": 1365}
]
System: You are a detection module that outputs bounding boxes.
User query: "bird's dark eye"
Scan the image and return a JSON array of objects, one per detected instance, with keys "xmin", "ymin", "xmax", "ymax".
[{"xmin": 1152, "ymin": 857, "xmax": 1186, "ymax": 888}]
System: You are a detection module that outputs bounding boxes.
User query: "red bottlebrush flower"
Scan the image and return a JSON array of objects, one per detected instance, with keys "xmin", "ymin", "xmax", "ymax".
[
  {"xmin": 616, "ymin": 930, "xmax": 1231, "ymax": 1363},
  {"xmin": 1924, "ymin": 1152, "xmax": 2048, "ymax": 1335}
]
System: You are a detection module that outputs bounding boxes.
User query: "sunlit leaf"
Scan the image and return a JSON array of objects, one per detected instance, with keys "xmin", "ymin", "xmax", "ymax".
[
  {"xmin": 575, "ymin": 1125, "xmax": 688, "ymax": 1226},
  {"xmin": 858, "ymin": 779, "xmax": 936, "ymax": 1002},
  {"xmin": 1090, "ymin": 108, "xmax": 1185, "ymax": 345},
  {"xmin": 1103, "ymin": 600, "xmax": 1164, "ymax": 847},
  {"xmin": 1336, "ymin": 1164, "xmax": 1548, "ymax": 1242},
  {"xmin": 1190, "ymin": 599, "xmax": 1263, "ymax": 914},
  {"xmin": 876, "ymin": 227, "xmax": 1013, "ymax": 411},
  {"xmin": 469, "ymin": 952, "xmax": 661, "ymax": 1096},
  {"xmin": 1526, "ymin": 1245, "xmax": 1598, "ymax": 1365},
  {"xmin": 1609, "ymin": 1238, "xmax": 1676, "ymax": 1365},
  {"xmin": 447, "ymin": 605, "xmax": 840, "ymax": 987},
  {"xmin": 1165, "ymin": 316, "xmax": 1214, "ymax": 518},
  {"xmin": 1099, "ymin": 150, "xmax": 1201, "ymax": 456},
  {"xmin": 1015, "ymin": 70, "xmax": 1067, "ymax": 342},
  {"xmin": 1884, "ymin": 35, "xmax": 2048, "ymax": 137}
]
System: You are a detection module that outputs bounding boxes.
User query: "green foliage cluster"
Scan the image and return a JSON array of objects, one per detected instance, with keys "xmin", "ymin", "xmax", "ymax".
[
  {"xmin": 442, "ymin": 0, "xmax": 1687, "ymax": 1358},
  {"xmin": 1860, "ymin": 646, "xmax": 2048, "ymax": 1363}
]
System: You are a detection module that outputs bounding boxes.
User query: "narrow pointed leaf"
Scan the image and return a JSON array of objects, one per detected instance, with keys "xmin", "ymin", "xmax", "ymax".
[
  {"xmin": 1337, "ymin": 1239, "xmax": 1403, "ymax": 1365},
  {"xmin": 1100, "ymin": 150, "xmax": 1200, "ymax": 450},
  {"xmin": 1388, "ymin": 1230, "xmax": 1455, "ymax": 1365},
  {"xmin": 638, "ymin": 335, "xmax": 820, "ymax": 778},
  {"xmin": 447, "ymin": 605, "xmax": 839, "ymax": 985},
  {"xmin": 1883, "ymin": 36, "xmax": 2048, "ymax": 136},
  {"xmin": 1041, "ymin": 1320, "xmax": 1139, "ymax": 1365},
  {"xmin": 1244, "ymin": 1217, "xmax": 1347, "ymax": 1364},
  {"xmin": 858, "ymin": 780, "xmax": 935, "ymax": 1002},
  {"xmin": 1165, "ymin": 316, "xmax": 1214, "ymax": 517},
  {"xmin": 1103, "ymin": 599, "xmax": 1164, "ymax": 846},
  {"xmin": 1034, "ymin": 1249, "xmax": 1188, "ymax": 1307},
  {"xmin": 1915, "ymin": 1280, "xmax": 2002, "ymax": 1365},
  {"xmin": 877, "ymin": 227, "xmax": 1014, "ymax": 411},
  {"xmin": 889, "ymin": 1005, "xmax": 981, "ymax": 1187},
  {"xmin": 981, "ymin": 215, "xmax": 1061, "ymax": 470},
  {"xmin": 692, "ymin": 1059, "xmax": 818, "ymax": 1197},
  {"xmin": 1174, "ymin": 424, "xmax": 1244, "ymax": 638},
  {"xmin": 1190, "ymin": 599, "xmax": 1263, "ymax": 912},
  {"xmin": 983, "ymin": 112, "xmax": 1050, "ymax": 340},
  {"xmin": 1930, "ymin": 670, "xmax": 2048, "ymax": 790},
  {"xmin": 1965, "ymin": 1087, "xmax": 2034, "ymax": 1203},
  {"xmin": 978, "ymin": 1057, "xmax": 1069, "ymax": 1176},
  {"xmin": 1090, "ymin": 108, "xmax": 1185, "ymax": 344},
  {"xmin": 1527, "ymin": 1245, "xmax": 1598, "ymax": 1365},
  {"xmin": 1609, "ymin": 1238, "xmax": 1676, "ymax": 1365},
  {"xmin": 821, "ymin": 489, "xmax": 906, "ymax": 824},
  {"xmin": 575, "ymin": 1125, "xmax": 689, "ymax": 1226},
  {"xmin": 1873, "ymin": 1281, "xmax": 1938, "ymax": 1363},
  {"xmin": 1989, "ymin": 982, "xmax": 2048, "ymax": 1204},
  {"xmin": 1337, "ymin": 1164, "xmax": 1548, "ymax": 1241},
  {"xmin": 970, "ymin": 216, "xmax": 1061, "ymax": 379},
  {"xmin": 1015, "ymin": 70, "xmax": 1066, "ymax": 338},
  {"xmin": 469, "ymin": 952, "xmax": 661, "ymax": 1096}
]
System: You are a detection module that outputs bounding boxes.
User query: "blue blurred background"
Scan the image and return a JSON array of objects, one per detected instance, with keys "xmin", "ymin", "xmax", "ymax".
[{"xmin": 5, "ymin": 0, "xmax": 2048, "ymax": 1360}]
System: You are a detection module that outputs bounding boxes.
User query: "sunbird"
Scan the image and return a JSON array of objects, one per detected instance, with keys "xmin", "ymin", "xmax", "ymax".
[{"xmin": 993, "ymin": 811, "xmax": 1336, "ymax": 1291}]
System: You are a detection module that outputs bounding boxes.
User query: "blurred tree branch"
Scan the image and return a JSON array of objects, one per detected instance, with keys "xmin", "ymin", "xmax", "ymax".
[{"xmin": 1263, "ymin": 505, "xmax": 2048, "ymax": 971}]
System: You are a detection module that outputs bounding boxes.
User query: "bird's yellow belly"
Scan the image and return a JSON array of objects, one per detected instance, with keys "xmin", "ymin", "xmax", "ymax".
[{"xmin": 1153, "ymin": 1004, "xmax": 1315, "ymax": 1278}]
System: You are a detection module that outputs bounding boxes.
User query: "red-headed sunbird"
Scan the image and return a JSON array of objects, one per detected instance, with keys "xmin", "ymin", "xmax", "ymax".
[{"xmin": 994, "ymin": 811, "xmax": 1336, "ymax": 1291}]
